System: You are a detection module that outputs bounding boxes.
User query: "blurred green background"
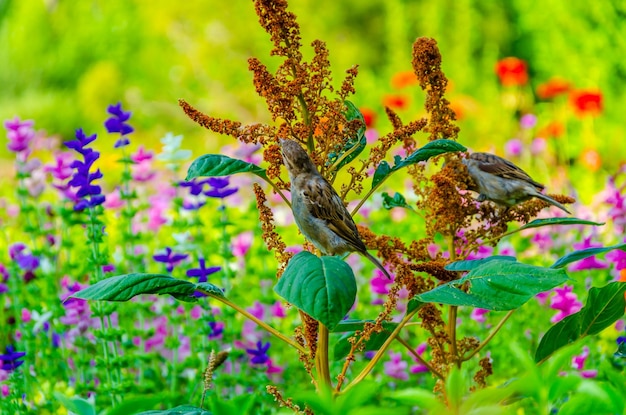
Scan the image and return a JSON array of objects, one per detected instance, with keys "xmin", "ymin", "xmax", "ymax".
[{"xmin": 1, "ymin": 0, "xmax": 625, "ymax": 180}]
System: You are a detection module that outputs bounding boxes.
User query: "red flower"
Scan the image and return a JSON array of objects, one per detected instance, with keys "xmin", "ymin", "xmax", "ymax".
[
  {"xmin": 537, "ymin": 78, "xmax": 571, "ymax": 99},
  {"xmin": 569, "ymin": 89, "xmax": 603, "ymax": 117},
  {"xmin": 360, "ymin": 107, "xmax": 376, "ymax": 128},
  {"xmin": 391, "ymin": 71, "xmax": 418, "ymax": 89},
  {"xmin": 382, "ymin": 94, "xmax": 409, "ymax": 110},
  {"xmin": 495, "ymin": 57, "xmax": 528, "ymax": 86}
]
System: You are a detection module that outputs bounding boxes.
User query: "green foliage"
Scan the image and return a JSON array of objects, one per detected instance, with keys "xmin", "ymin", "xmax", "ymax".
[
  {"xmin": 372, "ymin": 139, "xmax": 466, "ymax": 189},
  {"xmin": 414, "ymin": 257, "xmax": 569, "ymax": 310},
  {"xmin": 551, "ymin": 243, "xmax": 626, "ymax": 269},
  {"xmin": 381, "ymin": 192, "xmax": 413, "ymax": 210},
  {"xmin": 327, "ymin": 100, "xmax": 367, "ymax": 172},
  {"xmin": 274, "ymin": 252, "xmax": 356, "ymax": 331},
  {"xmin": 54, "ymin": 393, "xmax": 96, "ymax": 415},
  {"xmin": 185, "ymin": 154, "xmax": 267, "ymax": 181},
  {"xmin": 535, "ymin": 282, "xmax": 626, "ymax": 363},
  {"xmin": 136, "ymin": 405, "xmax": 212, "ymax": 415}
]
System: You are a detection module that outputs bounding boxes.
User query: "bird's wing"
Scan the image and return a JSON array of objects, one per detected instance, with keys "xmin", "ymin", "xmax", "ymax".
[
  {"xmin": 302, "ymin": 175, "xmax": 366, "ymax": 251},
  {"xmin": 471, "ymin": 152, "xmax": 544, "ymax": 190}
]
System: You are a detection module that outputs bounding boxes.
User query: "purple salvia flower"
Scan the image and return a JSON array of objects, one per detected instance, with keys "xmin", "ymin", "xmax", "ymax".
[
  {"xmin": 186, "ymin": 258, "xmax": 221, "ymax": 283},
  {"xmin": 153, "ymin": 247, "xmax": 188, "ymax": 272},
  {"xmin": 246, "ymin": 341, "xmax": 271, "ymax": 365},
  {"xmin": 204, "ymin": 177, "xmax": 238, "ymax": 199},
  {"xmin": 65, "ymin": 129, "xmax": 106, "ymax": 211},
  {"xmin": 0, "ymin": 345, "xmax": 26, "ymax": 372},
  {"xmin": 104, "ymin": 102, "xmax": 134, "ymax": 148}
]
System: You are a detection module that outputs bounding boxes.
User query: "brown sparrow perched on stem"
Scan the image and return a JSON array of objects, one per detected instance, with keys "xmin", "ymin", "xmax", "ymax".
[
  {"xmin": 462, "ymin": 152, "xmax": 570, "ymax": 214},
  {"xmin": 279, "ymin": 139, "xmax": 392, "ymax": 279}
]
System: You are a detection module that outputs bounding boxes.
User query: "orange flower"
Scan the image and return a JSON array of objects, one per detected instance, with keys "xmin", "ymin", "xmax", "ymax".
[
  {"xmin": 360, "ymin": 107, "xmax": 376, "ymax": 128},
  {"xmin": 495, "ymin": 57, "xmax": 528, "ymax": 86},
  {"xmin": 449, "ymin": 100, "xmax": 464, "ymax": 121},
  {"xmin": 579, "ymin": 148, "xmax": 601, "ymax": 172},
  {"xmin": 382, "ymin": 94, "xmax": 409, "ymax": 110},
  {"xmin": 569, "ymin": 89, "xmax": 603, "ymax": 117},
  {"xmin": 391, "ymin": 71, "xmax": 418, "ymax": 89},
  {"xmin": 537, "ymin": 78, "xmax": 571, "ymax": 99},
  {"xmin": 538, "ymin": 121, "xmax": 565, "ymax": 138}
]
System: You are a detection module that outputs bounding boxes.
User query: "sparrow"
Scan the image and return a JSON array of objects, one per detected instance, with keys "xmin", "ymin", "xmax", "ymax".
[
  {"xmin": 462, "ymin": 152, "xmax": 570, "ymax": 214},
  {"xmin": 279, "ymin": 139, "xmax": 392, "ymax": 279}
]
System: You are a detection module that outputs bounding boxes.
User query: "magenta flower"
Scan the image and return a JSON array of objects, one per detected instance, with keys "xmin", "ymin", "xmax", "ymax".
[
  {"xmin": 571, "ymin": 346, "xmax": 597, "ymax": 378},
  {"xmin": 370, "ymin": 269, "xmax": 393, "ymax": 295},
  {"xmin": 520, "ymin": 113, "xmax": 537, "ymax": 129},
  {"xmin": 568, "ymin": 237, "xmax": 608, "ymax": 272},
  {"xmin": 410, "ymin": 343, "xmax": 429, "ymax": 374},
  {"xmin": 231, "ymin": 231, "xmax": 254, "ymax": 258},
  {"xmin": 384, "ymin": 351, "xmax": 409, "ymax": 381},
  {"xmin": 4, "ymin": 117, "xmax": 35, "ymax": 155},
  {"xmin": 550, "ymin": 285, "xmax": 582, "ymax": 323},
  {"xmin": 471, "ymin": 308, "xmax": 489, "ymax": 323},
  {"xmin": 504, "ymin": 138, "xmax": 523, "ymax": 157}
]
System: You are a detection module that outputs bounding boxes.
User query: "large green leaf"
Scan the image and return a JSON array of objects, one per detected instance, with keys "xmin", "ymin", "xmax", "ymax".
[
  {"xmin": 185, "ymin": 154, "xmax": 266, "ymax": 181},
  {"xmin": 274, "ymin": 251, "xmax": 356, "ymax": 331},
  {"xmin": 444, "ymin": 256, "xmax": 516, "ymax": 272},
  {"xmin": 69, "ymin": 274, "xmax": 197, "ymax": 302},
  {"xmin": 551, "ymin": 243, "xmax": 626, "ymax": 269},
  {"xmin": 414, "ymin": 258, "xmax": 569, "ymax": 311},
  {"xmin": 54, "ymin": 393, "xmax": 95, "ymax": 415},
  {"xmin": 136, "ymin": 405, "xmax": 212, "ymax": 415},
  {"xmin": 518, "ymin": 217, "xmax": 604, "ymax": 231},
  {"xmin": 535, "ymin": 282, "xmax": 626, "ymax": 363},
  {"xmin": 370, "ymin": 139, "xmax": 466, "ymax": 190}
]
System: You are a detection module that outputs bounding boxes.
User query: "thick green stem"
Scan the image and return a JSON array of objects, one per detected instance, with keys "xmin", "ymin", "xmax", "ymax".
[{"xmin": 316, "ymin": 324, "xmax": 332, "ymax": 389}]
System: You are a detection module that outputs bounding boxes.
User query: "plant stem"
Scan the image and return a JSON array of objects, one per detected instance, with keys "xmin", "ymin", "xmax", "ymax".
[
  {"xmin": 316, "ymin": 323, "xmax": 332, "ymax": 389},
  {"xmin": 206, "ymin": 292, "xmax": 308, "ymax": 355},
  {"xmin": 462, "ymin": 310, "xmax": 515, "ymax": 362},
  {"xmin": 395, "ymin": 336, "xmax": 444, "ymax": 380},
  {"xmin": 341, "ymin": 308, "xmax": 418, "ymax": 394},
  {"xmin": 263, "ymin": 177, "xmax": 291, "ymax": 208}
]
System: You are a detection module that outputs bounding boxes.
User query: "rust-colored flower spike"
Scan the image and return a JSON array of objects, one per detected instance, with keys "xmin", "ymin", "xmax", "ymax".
[{"xmin": 412, "ymin": 37, "xmax": 460, "ymax": 141}]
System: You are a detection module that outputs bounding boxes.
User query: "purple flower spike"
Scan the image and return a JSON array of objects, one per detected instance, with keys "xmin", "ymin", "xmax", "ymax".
[
  {"xmin": 246, "ymin": 341, "xmax": 270, "ymax": 365},
  {"xmin": 205, "ymin": 177, "xmax": 238, "ymax": 199},
  {"xmin": 153, "ymin": 247, "xmax": 189, "ymax": 272},
  {"xmin": 4, "ymin": 117, "xmax": 35, "ymax": 154},
  {"xmin": 104, "ymin": 102, "xmax": 134, "ymax": 147},
  {"xmin": 0, "ymin": 345, "xmax": 26, "ymax": 372},
  {"xmin": 65, "ymin": 129, "xmax": 106, "ymax": 211},
  {"xmin": 186, "ymin": 258, "xmax": 221, "ymax": 283}
]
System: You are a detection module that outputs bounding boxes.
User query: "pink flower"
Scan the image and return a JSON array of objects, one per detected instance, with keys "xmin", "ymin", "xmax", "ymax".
[
  {"xmin": 550, "ymin": 285, "xmax": 582, "ymax": 323},
  {"xmin": 232, "ymin": 231, "xmax": 254, "ymax": 258},
  {"xmin": 530, "ymin": 138, "xmax": 547, "ymax": 155},
  {"xmin": 131, "ymin": 146, "xmax": 154, "ymax": 163},
  {"xmin": 571, "ymin": 346, "xmax": 598, "ymax": 378},
  {"xmin": 504, "ymin": 138, "xmax": 523, "ymax": 158},
  {"xmin": 384, "ymin": 352, "xmax": 409, "ymax": 381},
  {"xmin": 370, "ymin": 269, "xmax": 392, "ymax": 295},
  {"xmin": 21, "ymin": 308, "xmax": 31, "ymax": 323},
  {"xmin": 471, "ymin": 308, "xmax": 489, "ymax": 323},
  {"xmin": 270, "ymin": 301, "xmax": 286, "ymax": 318},
  {"xmin": 568, "ymin": 237, "xmax": 608, "ymax": 272},
  {"xmin": 410, "ymin": 343, "xmax": 429, "ymax": 374},
  {"xmin": 104, "ymin": 188, "xmax": 124, "ymax": 209}
]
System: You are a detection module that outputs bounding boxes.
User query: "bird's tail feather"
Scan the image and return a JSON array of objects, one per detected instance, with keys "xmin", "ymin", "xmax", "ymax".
[
  {"xmin": 363, "ymin": 251, "xmax": 392, "ymax": 280},
  {"xmin": 535, "ymin": 193, "xmax": 571, "ymax": 214}
]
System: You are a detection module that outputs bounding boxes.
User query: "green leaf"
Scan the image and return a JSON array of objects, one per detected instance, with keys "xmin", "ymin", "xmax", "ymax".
[
  {"xmin": 328, "ymin": 101, "xmax": 367, "ymax": 171},
  {"xmin": 518, "ymin": 217, "xmax": 604, "ymax": 231},
  {"xmin": 551, "ymin": 243, "xmax": 626, "ymax": 269},
  {"xmin": 195, "ymin": 282, "xmax": 226, "ymax": 298},
  {"xmin": 370, "ymin": 139, "xmax": 466, "ymax": 190},
  {"xmin": 406, "ymin": 298, "xmax": 426, "ymax": 314},
  {"xmin": 333, "ymin": 326, "xmax": 396, "ymax": 360},
  {"xmin": 371, "ymin": 160, "xmax": 391, "ymax": 189},
  {"xmin": 185, "ymin": 154, "xmax": 266, "ymax": 181},
  {"xmin": 395, "ymin": 139, "xmax": 466, "ymax": 170},
  {"xmin": 414, "ymin": 258, "xmax": 569, "ymax": 311},
  {"xmin": 444, "ymin": 256, "xmax": 517, "ymax": 272},
  {"xmin": 69, "ymin": 274, "xmax": 197, "ymax": 302},
  {"xmin": 274, "ymin": 251, "xmax": 356, "ymax": 331},
  {"xmin": 106, "ymin": 394, "xmax": 173, "ymax": 415},
  {"xmin": 54, "ymin": 393, "xmax": 95, "ymax": 415},
  {"xmin": 535, "ymin": 281, "xmax": 626, "ymax": 363},
  {"xmin": 381, "ymin": 192, "xmax": 414, "ymax": 210},
  {"xmin": 136, "ymin": 405, "xmax": 212, "ymax": 415}
]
